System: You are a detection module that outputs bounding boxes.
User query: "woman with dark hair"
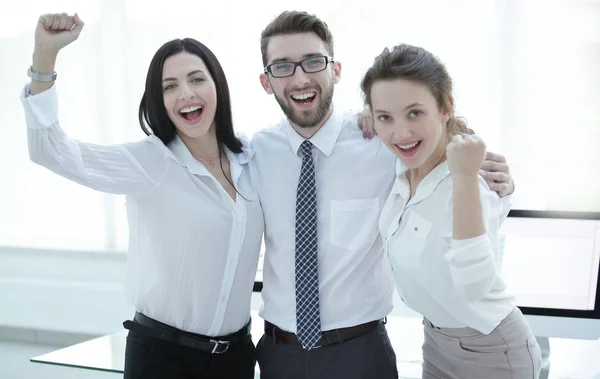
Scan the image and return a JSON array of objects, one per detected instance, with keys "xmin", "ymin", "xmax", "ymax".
[
  {"xmin": 361, "ymin": 43, "xmax": 542, "ymax": 378},
  {"xmin": 21, "ymin": 13, "xmax": 262, "ymax": 379}
]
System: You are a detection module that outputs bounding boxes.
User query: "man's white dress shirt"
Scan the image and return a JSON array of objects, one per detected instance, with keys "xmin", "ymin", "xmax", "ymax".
[{"xmin": 250, "ymin": 106, "xmax": 398, "ymax": 333}]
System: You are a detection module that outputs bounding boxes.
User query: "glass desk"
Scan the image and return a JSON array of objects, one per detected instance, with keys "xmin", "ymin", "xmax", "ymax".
[{"xmin": 31, "ymin": 313, "xmax": 600, "ymax": 379}]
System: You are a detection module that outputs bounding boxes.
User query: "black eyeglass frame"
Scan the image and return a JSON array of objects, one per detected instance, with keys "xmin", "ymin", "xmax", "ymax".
[{"xmin": 264, "ymin": 56, "xmax": 335, "ymax": 78}]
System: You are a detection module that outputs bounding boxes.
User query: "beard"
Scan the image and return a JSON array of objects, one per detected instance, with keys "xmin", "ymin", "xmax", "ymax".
[{"xmin": 274, "ymin": 82, "xmax": 335, "ymax": 128}]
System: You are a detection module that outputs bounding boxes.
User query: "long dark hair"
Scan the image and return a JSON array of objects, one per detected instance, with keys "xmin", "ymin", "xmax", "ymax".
[
  {"xmin": 139, "ymin": 38, "xmax": 244, "ymax": 193},
  {"xmin": 139, "ymin": 38, "xmax": 242, "ymax": 152},
  {"xmin": 361, "ymin": 44, "xmax": 474, "ymax": 136}
]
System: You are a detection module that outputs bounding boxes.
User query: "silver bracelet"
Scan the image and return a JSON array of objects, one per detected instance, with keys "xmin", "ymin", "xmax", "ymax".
[{"xmin": 27, "ymin": 66, "xmax": 57, "ymax": 82}]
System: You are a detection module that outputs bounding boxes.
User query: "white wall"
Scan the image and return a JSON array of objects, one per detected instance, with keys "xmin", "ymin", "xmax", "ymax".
[
  {"xmin": 0, "ymin": 245, "xmax": 420, "ymax": 338},
  {"xmin": 0, "ymin": 246, "xmax": 131, "ymax": 336}
]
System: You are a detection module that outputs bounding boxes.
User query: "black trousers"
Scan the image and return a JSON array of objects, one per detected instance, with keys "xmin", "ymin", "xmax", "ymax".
[
  {"xmin": 124, "ymin": 328, "xmax": 256, "ymax": 379},
  {"xmin": 256, "ymin": 322, "xmax": 398, "ymax": 379}
]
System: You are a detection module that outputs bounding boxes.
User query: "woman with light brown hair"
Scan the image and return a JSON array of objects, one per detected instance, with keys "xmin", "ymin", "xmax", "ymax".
[{"xmin": 361, "ymin": 43, "xmax": 542, "ymax": 378}]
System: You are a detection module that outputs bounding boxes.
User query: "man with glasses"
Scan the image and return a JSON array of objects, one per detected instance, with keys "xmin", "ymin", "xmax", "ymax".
[{"xmin": 250, "ymin": 10, "xmax": 515, "ymax": 379}]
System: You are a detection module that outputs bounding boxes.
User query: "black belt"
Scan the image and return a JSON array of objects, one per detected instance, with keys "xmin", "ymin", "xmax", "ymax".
[
  {"xmin": 264, "ymin": 319, "xmax": 382, "ymax": 347},
  {"xmin": 123, "ymin": 312, "xmax": 251, "ymax": 354},
  {"xmin": 425, "ymin": 319, "xmax": 441, "ymax": 329}
]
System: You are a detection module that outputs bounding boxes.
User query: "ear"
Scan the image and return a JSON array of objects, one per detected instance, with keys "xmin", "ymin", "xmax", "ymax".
[
  {"xmin": 441, "ymin": 109, "xmax": 451, "ymax": 126},
  {"xmin": 259, "ymin": 73, "xmax": 273, "ymax": 94},
  {"xmin": 332, "ymin": 61, "xmax": 342, "ymax": 84},
  {"xmin": 442, "ymin": 97, "xmax": 453, "ymax": 124}
]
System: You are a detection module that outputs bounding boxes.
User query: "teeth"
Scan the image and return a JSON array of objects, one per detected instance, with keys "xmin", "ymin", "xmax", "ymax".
[
  {"xmin": 398, "ymin": 141, "xmax": 419, "ymax": 150},
  {"xmin": 291, "ymin": 92, "xmax": 316, "ymax": 100},
  {"xmin": 180, "ymin": 105, "xmax": 202, "ymax": 114}
]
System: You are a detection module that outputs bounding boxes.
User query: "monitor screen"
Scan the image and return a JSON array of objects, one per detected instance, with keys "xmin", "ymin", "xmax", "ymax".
[{"xmin": 499, "ymin": 210, "xmax": 600, "ymax": 318}]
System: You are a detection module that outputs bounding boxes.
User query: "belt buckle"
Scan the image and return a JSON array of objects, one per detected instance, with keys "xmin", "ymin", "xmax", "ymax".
[{"xmin": 210, "ymin": 339, "xmax": 230, "ymax": 354}]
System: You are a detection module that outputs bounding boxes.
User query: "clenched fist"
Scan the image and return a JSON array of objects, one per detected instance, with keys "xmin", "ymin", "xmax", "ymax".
[
  {"xmin": 35, "ymin": 13, "xmax": 84, "ymax": 53},
  {"xmin": 446, "ymin": 134, "xmax": 486, "ymax": 178}
]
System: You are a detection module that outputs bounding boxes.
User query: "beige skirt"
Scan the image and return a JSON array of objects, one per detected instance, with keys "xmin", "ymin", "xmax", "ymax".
[{"xmin": 421, "ymin": 307, "xmax": 542, "ymax": 379}]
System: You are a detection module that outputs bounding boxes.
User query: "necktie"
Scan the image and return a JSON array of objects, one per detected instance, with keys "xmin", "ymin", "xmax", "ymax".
[{"xmin": 295, "ymin": 140, "xmax": 321, "ymax": 350}]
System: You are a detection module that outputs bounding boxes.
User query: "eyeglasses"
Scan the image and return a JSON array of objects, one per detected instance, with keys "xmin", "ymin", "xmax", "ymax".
[{"xmin": 264, "ymin": 56, "xmax": 335, "ymax": 78}]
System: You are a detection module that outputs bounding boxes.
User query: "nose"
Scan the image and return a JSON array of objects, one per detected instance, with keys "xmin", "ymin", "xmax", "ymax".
[
  {"xmin": 178, "ymin": 82, "xmax": 195, "ymax": 100},
  {"xmin": 290, "ymin": 66, "xmax": 311, "ymax": 88},
  {"xmin": 391, "ymin": 122, "xmax": 412, "ymax": 141}
]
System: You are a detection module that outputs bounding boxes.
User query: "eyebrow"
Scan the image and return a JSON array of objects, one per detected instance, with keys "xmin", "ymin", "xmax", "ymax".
[
  {"xmin": 373, "ymin": 102, "xmax": 424, "ymax": 114},
  {"xmin": 162, "ymin": 70, "xmax": 205, "ymax": 83},
  {"xmin": 403, "ymin": 102, "xmax": 423, "ymax": 110},
  {"xmin": 269, "ymin": 53, "xmax": 325, "ymax": 64}
]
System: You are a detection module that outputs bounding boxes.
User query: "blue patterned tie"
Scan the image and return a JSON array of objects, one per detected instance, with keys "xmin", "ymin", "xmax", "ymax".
[{"xmin": 295, "ymin": 140, "xmax": 321, "ymax": 350}]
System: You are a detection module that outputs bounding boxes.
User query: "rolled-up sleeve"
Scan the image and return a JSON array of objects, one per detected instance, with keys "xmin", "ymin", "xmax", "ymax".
[{"xmin": 444, "ymin": 178, "xmax": 504, "ymax": 301}]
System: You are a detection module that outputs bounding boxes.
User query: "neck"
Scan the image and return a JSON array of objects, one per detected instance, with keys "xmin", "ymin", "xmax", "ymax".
[
  {"xmin": 290, "ymin": 106, "xmax": 334, "ymax": 139},
  {"xmin": 178, "ymin": 128, "xmax": 221, "ymax": 160},
  {"xmin": 407, "ymin": 135, "xmax": 448, "ymax": 188}
]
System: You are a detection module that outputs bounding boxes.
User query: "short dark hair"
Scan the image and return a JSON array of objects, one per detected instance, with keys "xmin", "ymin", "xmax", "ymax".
[
  {"xmin": 138, "ymin": 38, "xmax": 242, "ymax": 153},
  {"xmin": 361, "ymin": 44, "xmax": 474, "ymax": 136},
  {"xmin": 260, "ymin": 11, "xmax": 334, "ymax": 66}
]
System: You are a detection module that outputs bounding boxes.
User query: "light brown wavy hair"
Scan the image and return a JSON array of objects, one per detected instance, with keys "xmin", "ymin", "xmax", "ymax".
[{"xmin": 361, "ymin": 44, "xmax": 474, "ymax": 136}]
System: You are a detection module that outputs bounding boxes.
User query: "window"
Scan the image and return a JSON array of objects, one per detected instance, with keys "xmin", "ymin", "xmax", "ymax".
[{"xmin": 1, "ymin": 0, "xmax": 599, "ymax": 257}]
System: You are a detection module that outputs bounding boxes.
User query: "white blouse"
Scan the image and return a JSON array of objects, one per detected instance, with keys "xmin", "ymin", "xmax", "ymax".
[
  {"xmin": 21, "ymin": 84, "xmax": 264, "ymax": 337},
  {"xmin": 379, "ymin": 160, "xmax": 515, "ymax": 334}
]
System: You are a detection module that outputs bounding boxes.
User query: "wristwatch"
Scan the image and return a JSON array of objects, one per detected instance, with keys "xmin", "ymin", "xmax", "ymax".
[{"xmin": 27, "ymin": 66, "xmax": 57, "ymax": 82}]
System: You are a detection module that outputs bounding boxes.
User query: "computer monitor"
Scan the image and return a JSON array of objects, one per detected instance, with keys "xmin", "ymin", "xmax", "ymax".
[
  {"xmin": 389, "ymin": 209, "xmax": 600, "ymax": 340},
  {"xmin": 500, "ymin": 210, "xmax": 600, "ymax": 340}
]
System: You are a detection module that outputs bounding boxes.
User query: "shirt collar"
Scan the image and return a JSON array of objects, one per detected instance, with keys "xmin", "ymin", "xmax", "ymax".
[
  {"xmin": 391, "ymin": 160, "xmax": 451, "ymax": 206},
  {"xmin": 285, "ymin": 106, "xmax": 344, "ymax": 156},
  {"xmin": 166, "ymin": 134, "xmax": 250, "ymax": 178},
  {"xmin": 234, "ymin": 133, "xmax": 255, "ymax": 165},
  {"xmin": 165, "ymin": 135, "xmax": 209, "ymax": 176}
]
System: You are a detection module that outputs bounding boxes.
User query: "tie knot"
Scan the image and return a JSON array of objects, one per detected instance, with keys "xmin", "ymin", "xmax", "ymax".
[{"xmin": 300, "ymin": 140, "xmax": 313, "ymax": 157}]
